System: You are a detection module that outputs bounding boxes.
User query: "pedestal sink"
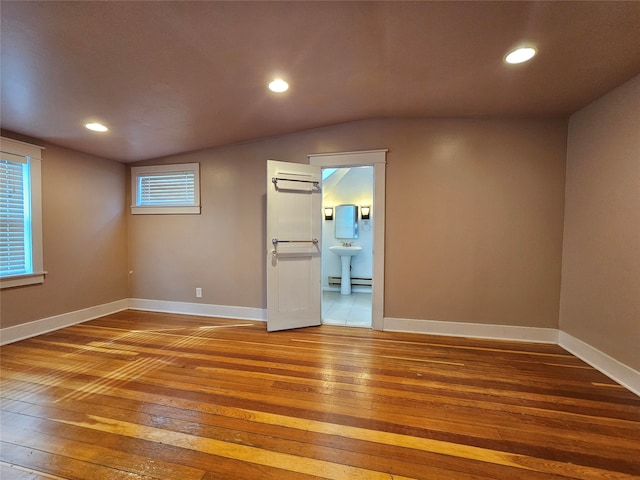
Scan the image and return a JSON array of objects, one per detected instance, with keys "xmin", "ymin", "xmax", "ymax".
[{"xmin": 329, "ymin": 245, "xmax": 362, "ymax": 295}]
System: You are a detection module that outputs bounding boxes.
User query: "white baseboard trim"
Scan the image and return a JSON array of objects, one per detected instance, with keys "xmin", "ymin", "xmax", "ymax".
[
  {"xmin": 0, "ymin": 299, "xmax": 129, "ymax": 346},
  {"xmin": 383, "ymin": 316, "xmax": 559, "ymax": 344},
  {"xmin": 128, "ymin": 298, "xmax": 267, "ymax": 322},
  {"xmin": 558, "ymin": 331, "xmax": 640, "ymax": 397}
]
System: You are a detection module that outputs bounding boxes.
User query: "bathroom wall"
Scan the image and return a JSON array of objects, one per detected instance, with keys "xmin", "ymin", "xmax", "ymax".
[
  {"xmin": 321, "ymin": 166, "xmax": 374, "ymax": 289},
  {"xmin": 560, "ymin": 74, "xmax": 640, "ymax": 371},
  {"xmin": 0, "ymin": 132, "xmax": 128, "ymax": 329},
  {"xmin": 129, "ymin": 117, "xmax": 567, "ymax": 330}
]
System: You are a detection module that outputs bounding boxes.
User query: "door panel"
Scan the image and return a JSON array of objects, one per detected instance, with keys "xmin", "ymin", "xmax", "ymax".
[
  {"xmin": 277, "ymin": 256, "xmax": 313, "ymax": 311},
  {"xmin": 267, "ymin": 160, "xmax": 322, "ymax": 331}
]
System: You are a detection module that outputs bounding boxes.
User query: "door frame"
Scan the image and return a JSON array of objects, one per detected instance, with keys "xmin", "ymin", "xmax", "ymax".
[{"xmin": 309, "ymin": 149, "xmax": 387, "ymax": 331}]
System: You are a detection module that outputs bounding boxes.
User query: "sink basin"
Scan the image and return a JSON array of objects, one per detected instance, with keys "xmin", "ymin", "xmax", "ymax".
[
  {"xmin": 329, "ymin": 245, "xmax": 362, "ymax": 295},
  {"xmin": 329, "ymin": 245, "xmax": 362, "ymax": 256}
]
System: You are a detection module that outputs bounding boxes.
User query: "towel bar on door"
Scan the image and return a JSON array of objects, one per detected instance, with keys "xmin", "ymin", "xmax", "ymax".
[
  {"xmin": 272, "ymin": 177, "xmax": 319, "ymax": 187},
  {"xmin": 272, "ymin": 238, "xmax": 319, "ymax": 245}
]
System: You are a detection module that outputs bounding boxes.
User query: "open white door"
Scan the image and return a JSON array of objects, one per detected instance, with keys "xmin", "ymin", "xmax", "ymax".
[{"xmin": 266, "ymin": 160, "xmax": 322, "ymax": 332}]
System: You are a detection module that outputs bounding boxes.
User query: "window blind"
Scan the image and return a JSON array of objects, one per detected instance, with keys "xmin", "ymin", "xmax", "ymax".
[
  {"xmin": 137, "ymin": 171, "xmax": 196, "ymax": 206},
  {"xmin": 0, "ymin": 158, "xmax": 31, "ymax": 276}
]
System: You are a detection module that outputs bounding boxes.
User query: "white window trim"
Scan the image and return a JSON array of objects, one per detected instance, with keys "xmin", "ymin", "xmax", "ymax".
[
  {"xmin": 0, "ymin": 137, "xmax": 46, "ymax": 289},
  {"xmin": 131, "ymin": 163, "xmax": 201, "ymax": 215}
]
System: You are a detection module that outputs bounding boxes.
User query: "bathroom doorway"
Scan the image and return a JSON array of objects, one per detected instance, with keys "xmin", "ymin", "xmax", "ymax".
[
  {"xmin": 309, "ymin": 150, "xmax": 387, "ymax": 330},
  {"xmin": 321, "ymin": 166, "xmax": 373, "ymax": 327}
]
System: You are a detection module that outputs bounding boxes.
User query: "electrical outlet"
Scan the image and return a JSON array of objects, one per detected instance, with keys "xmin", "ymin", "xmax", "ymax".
[{"xmin": 195, "ymin": 287, "xmax": 202, "ymax": 298}]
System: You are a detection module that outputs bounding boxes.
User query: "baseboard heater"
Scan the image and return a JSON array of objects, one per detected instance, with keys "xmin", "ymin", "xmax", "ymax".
[{"xmin": 328, "ymin": 276, "xmax": 372, "ymax": 287}]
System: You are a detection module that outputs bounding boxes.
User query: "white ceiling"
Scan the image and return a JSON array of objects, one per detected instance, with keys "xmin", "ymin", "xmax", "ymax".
[{"xmin": 2, "ymin": 1, "xmax": 640, "ymax": 162}]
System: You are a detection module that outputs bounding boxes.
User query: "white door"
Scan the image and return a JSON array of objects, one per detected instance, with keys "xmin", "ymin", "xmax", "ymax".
[{"xmin": 266, "ymin": 160, "xmax": 322, "ymax": 332}]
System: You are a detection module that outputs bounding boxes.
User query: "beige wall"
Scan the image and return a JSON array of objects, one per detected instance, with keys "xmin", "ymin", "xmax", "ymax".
[
  {"xmin": 560, "ymin": 74, "xmax": 640, "ymax": 370},
  {"xmin": 129, "ymin": 117, "xmax": 568, "ymax": 328},
  {"xmin": 0, "ymin": 136, "xmax": 128, "ymax": 328},
  {"xmin": 385, "ymin": 119, "xmax": 567, "ymax": 327}
]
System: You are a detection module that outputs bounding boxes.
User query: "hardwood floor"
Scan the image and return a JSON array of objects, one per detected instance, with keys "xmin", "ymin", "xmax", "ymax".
[{"xmin": 1, "ymin": 310, "xmax": 638, "ymax": 479}]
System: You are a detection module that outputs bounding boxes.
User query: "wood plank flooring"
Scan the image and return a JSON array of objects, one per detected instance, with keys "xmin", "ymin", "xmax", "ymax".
[{"xmin": 1, "ymin": 310, "xmax": 639, "ymax": 479}]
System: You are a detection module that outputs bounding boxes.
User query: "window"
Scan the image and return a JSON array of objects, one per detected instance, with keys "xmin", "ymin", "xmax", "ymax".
[
  {"xmin": 131, "ymin": 163, "xmax": 200, "ymax": 215},
  {"xmin": 0, "ymin": 137, "xmax": 45, "ymax": 289}
]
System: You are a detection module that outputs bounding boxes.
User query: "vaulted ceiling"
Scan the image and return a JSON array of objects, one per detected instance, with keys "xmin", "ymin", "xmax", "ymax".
[{"xmin": 2, "ymin": 1, "xmax": 640, "ymax": 162}]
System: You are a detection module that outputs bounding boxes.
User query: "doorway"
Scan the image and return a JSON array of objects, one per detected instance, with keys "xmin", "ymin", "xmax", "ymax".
[
  {"xmin": 321, "ymin": 166, "xmax": 374, "ymax": 327},
  {"xmin": 309, "ymin": 150, "xmax": 387, "ymax": 331}
]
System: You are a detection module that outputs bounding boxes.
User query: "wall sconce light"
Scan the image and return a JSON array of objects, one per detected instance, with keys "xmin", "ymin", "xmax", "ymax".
[
  {"xmin": 324, "ymin": 207, "xmax": 334, "ymax": 220},
  {"xmin": 360, "ymin": 205, "xmax": 371, "ymax": 220}
]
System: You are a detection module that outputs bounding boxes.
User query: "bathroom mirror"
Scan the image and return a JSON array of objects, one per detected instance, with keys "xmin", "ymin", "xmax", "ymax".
[{"xmin": 335, "ymin": 204, "xmax": 358, "ymax": 239}]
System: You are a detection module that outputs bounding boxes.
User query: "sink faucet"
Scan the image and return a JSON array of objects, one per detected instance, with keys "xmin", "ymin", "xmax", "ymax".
[{"xmin": 342, "ymin": 241, "xmax": 352, "ymax": 247}]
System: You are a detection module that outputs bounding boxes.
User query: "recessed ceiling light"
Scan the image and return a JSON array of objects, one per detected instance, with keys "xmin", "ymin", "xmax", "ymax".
[
  {"xmin": 268, "ymin": 78, "xmax": 289, "ymax": 93},
  {"xmin": 85, "ymin": 122, "xmax": 108, "ymax": 132},
  {"xmin": 505, "ymin": 47, "xmax": 537, "ymax": 64}
]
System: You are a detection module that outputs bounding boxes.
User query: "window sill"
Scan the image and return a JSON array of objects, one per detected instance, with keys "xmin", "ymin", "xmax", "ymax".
[
  {"xmin": 0, "ymin": 271, "xmax": 47, "ymax": 289},
  {"xmin": 131, "ymin": 206, "xmax": 200, "ymax": 215}
]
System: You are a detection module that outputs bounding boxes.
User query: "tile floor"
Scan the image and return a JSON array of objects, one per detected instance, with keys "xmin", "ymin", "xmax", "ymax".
[{"xmin": 322, "ymin": 290, "xmax": 372, "ymax": 327}]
